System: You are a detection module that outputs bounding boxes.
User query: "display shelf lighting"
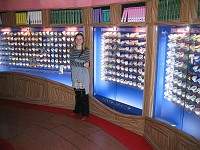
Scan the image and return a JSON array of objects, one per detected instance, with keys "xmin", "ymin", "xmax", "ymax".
[
  {"xmin": 1, "ymin": 28, "xmax": 11, "ymax": 32},
  {"xmin": 112, "ymin": 26, "xmax": 117, "ymax": 31},
  {"xmin": 186, "ymin": 25, "xmax": 190, "ymax": 31}
]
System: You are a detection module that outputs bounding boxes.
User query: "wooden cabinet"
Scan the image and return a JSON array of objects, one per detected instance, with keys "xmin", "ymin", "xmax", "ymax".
[
  {"xmin": 0, "ymin": 1, "xmax": 200, "ymax": 149},
  {"xmin": 0, "ymin": 0, "xmax": 200, "ymax": 27},
  {"xmin": 189, "ymin": 0, "xmax": 200, "ymax": 24},
  {"xmin": 0, "ymin": 11, "xmax": 15, "ymax": 27}
]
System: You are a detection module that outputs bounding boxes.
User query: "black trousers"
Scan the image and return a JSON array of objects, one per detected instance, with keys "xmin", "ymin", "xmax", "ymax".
[{"xmin": 73, "ymin": 89, "xmax": 89, "ymax": 116}]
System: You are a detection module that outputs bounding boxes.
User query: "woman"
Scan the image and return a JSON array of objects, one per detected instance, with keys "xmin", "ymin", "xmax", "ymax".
[{"xmin": 70, "ymin": 32, "xmax": 90, "ymax": 120}]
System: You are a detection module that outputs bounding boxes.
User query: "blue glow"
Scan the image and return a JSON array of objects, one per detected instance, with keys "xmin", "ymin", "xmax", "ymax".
[
  {"xmin": 0, "ymin": 27, "xmax": 84, "ymax": 87},
  {"xmin": 93, "ymin": 26, "xmax": 144, "ymax": 112},
  {"xmin": 154, "ymin": 25, "xmax": 200, "ymax": 140}
]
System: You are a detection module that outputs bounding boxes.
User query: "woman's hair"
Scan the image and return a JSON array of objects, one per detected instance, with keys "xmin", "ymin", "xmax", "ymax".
[{"xmin": 72, "ymin": 32, "xmax": 86, "ymax": 57}]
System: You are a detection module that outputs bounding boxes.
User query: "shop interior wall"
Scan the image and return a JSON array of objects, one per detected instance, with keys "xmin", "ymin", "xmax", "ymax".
[{"xmin": 1, "ymin": 0, "xmax": 200, "ymax": 149}]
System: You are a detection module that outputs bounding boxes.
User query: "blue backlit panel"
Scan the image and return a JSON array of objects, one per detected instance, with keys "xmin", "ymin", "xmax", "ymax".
[
  {"xmin": 93, "ymin": 26, "xmax": 147, "ymax": 115},
  {"xmin": 0, "ymin": 27, "xmax": 84, "ymax": 86},
  {"xmin": 154, "ymin": 25, "xmax": 200, "ymax": 140}
]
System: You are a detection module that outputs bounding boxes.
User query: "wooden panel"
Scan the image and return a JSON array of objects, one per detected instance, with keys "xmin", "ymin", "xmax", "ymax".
[
  {"xmin": 42, "ymin": 82, "xmax": 75, "ymax": 108},
  {"xmin": 42, "ymin": 9, "xmax": 50, "ymax": 26},
  {"xmin": 119, "ymin": 22, "xmax": 146, "ymax": 26},
  {"xmin": 145, "ymin": 0, "xmax": 152, "ymax": 24},
  {"xmin": 110, "ymin": 3, "xmax": 121, "ymax": 25},
  {"xmin": 90, "ymin": 97, "xmax": 145, "ymax": 136},
  {"xmin": 14, "ymin": 75, "xmax": 45, "ymax": 101},
  {"xmin": 6, "ymin": 11, "xmax": 15, "ymax": 27},
  {"xmin": 142, "ymin": 25, "xmax": 157, "ymax": 117},
  {"xmin": 145, "ymin": 118, "xmax": 174, "ymax": 150},
  {"xmin": 144, "ymin": 117, "xmax": 200, "ymax": 150},
  {"xmin": 0, "ymin": 72, "xmax": 75, "ymax": 109},
  {"xmin": 0, "ymin": 11, "xmax": 15, "ymax": 27},
  {"xmin": 180, "ymin": 0, "xmax": 190, "ymax": 23},
  {"xmin": 47, "ymin": 82, "xmax": 75, "ymax": 103},
  {"xmin": 0, "ymin": 73, "xmax": 13, "ymax": 97},
  {"xmin": 146, "ymin": 0, "xmax": 158, "ymax": 25},
  {"xmin": 155, "ymin": 20, "xmax": 182, "ymax": 26},
  {"xmin": 84, "ymin": 25, "xmax": 93, "ymax": 49},
  {"xmin": 189, "ymin": 0, "xmax": 200, "ymax": 24},
  {"xmin": 175, "ymin": 135, "xmax": 200, "ymax": 150},
  {"xmin": 189, "ymin": 0, "xmax": 198, "ymax": 19},
  {"xmin": 83, "ymin": 7, "xmax": 92, "ymax": 25}
]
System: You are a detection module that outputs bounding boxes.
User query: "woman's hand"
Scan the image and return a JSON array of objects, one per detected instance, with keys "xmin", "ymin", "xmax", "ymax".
[{"xmin": 84, "ymin": 62, "xmax": 90, "ymax": 68}]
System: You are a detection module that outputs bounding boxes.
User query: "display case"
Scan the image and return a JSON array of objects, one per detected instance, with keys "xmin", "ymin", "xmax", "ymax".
[
  {"xmin": 0, "ymin": 26, "xmax": 84, "ymax": 86},
  {"xmin": 93, "ymin": 26, "xmax": 146, "ymax": 115},
  {"xmin": 154, "ymin": 25, "xmax": 200, "ymax": 140}
]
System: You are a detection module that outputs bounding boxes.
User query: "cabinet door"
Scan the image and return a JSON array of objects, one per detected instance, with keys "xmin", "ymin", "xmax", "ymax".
[
  {"xmin": 154, "ymin": 25, "xmax": 200, "ymax": 140},
  {"xmin": 93, "ymin": 26, "xmax": 147, "ymax": 115},
  {"xmin": 0, "ymin": 27, "xmax": 84, "ymax": 87}
]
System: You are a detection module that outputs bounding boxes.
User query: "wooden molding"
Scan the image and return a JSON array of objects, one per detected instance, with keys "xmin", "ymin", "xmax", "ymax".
[
  {"xmin": 189, "ymin": 0, "xmax": 200, "ymax": 24},
  {"xmin": 145, "ymin": 0, "xmax": 158, "ymax": 25},
  {"xmin": 0, "ymin": 72, "xmax": 75, "ymax": 109},
  {"xmin": 142, "ymin": 25, "xmax": 157, "ymax": 117},
  {"xmin": 119, "ymin": 22, "xmax": 146, "ymax": 27},
  {"xmin": 110, "ymin": 3, "xmax": 121, "ymax": 25},
  {"xmin": 144, "ymin": 117, "xmax": 200, "ymax": 150},
  {"xmin": 0, "ymin": 73, "xmax": 13, "ymax": 97},
  {"xmin": 42, "ymin": 9, "xmax": 50, "ymax": 27},
  {"xmin": 0, "ymin": 11, "xmax": 15, "ymax": 27},
  {"xmin": 83, "ymin": 7, "xmax": 92, "ymax": 25},
  {"xmin": 154, "ymin": 20, "xmax": 183, "ymax": 26},
  {"xmin": 90, "ymin": 96, "xmax": 145, "ymax": 136},
  {"xmin": 180, "ymin": 0, "xmax": 190, "ymax": 23}
]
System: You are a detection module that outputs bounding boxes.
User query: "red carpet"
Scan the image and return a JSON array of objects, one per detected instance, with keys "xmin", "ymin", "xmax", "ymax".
[
  {"xmin": 0, "ymin": 99, "xmax": 153, "ymax": 150},
  {"xmin": 0, "ymin": 139, "xmax": 14, "ymax": 150}
]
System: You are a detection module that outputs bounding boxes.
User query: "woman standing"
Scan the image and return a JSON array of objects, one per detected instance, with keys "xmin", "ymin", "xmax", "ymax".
[{"xmin": 70, "ymin": 32, "xmax": 90, "ymax": 120}]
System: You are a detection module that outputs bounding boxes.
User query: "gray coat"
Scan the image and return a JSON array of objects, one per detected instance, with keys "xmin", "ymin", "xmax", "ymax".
[{"xmin": 71, "ymin": 66, "xmax": 90, "ymax": 94}]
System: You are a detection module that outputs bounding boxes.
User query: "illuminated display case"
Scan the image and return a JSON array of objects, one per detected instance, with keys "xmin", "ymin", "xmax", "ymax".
[
  {"xmin": 0, "ymin": 27, "xmax": 84, "ymax": 86},
  {"xmin": 93, "ymin": 26, "xmax": 146, "ymax": 115},
  {"xmin": 154, "ymin": 25, "xmax": 200, "ymax": 140}
]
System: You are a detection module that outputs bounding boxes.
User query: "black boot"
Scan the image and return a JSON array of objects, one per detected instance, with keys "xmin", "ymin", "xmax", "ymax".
[
  {"xmin": 73, "ymin": 90, "xmax": 82, "ymax": 114},
  {"xmin": 81, "ymin": 90, "xmax": 89, "ymax": 117}
]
